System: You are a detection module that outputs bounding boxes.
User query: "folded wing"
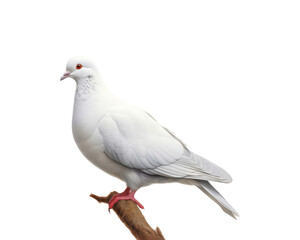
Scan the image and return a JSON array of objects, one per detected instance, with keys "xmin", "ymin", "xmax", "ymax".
[{"xmin": 98, "ymin": 105, "xmax": 231, "ymax": 182}]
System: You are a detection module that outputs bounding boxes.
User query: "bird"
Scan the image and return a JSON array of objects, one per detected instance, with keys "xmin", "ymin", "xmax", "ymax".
[{"xmin": 60, "ymin": 56, "xmax": 239, "ymax": 218}]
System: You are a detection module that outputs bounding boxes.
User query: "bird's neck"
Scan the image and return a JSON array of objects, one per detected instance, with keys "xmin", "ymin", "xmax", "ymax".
[{"xmin": 75, "ymin": 74, "xmax": 106, "ymax": 100}]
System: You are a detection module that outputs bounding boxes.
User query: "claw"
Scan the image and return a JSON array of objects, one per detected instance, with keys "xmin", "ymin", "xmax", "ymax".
[{"xmin": 107, "ymin": 187, "xmax": 144, "ymax": 210}]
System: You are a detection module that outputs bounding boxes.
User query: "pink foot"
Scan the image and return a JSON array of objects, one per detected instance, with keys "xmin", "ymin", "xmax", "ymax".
[{"xmin": 108, "ymin": 187, "xmax": 144, "ymax": 211}]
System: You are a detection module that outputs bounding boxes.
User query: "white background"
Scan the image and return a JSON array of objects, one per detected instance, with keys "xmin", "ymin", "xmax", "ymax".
[{"xmin": 1, "ymin": 1, "xmax": 299, "ymax": 239}]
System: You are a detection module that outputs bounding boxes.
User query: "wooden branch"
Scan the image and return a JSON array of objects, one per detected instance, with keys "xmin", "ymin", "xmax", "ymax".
[{"xmin": 90, "ymin": 191, "xmax": 165, "ymax": 240}]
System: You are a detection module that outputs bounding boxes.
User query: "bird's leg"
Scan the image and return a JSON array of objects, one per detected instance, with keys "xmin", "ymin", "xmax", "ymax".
[{"xmin": 108, "ymin": 187, "xmax": 144, "ymax": 211}]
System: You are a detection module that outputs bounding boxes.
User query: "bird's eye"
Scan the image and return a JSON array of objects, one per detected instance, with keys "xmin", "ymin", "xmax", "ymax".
[{"xmin": 76, "ymin": 64, "xmax": 82, "ymax": 70}]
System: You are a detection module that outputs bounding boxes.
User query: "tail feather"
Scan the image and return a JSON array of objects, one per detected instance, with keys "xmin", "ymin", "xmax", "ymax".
[{"xmin": 196, "ymin": 180, "xmax": 239, "ymax": 219}]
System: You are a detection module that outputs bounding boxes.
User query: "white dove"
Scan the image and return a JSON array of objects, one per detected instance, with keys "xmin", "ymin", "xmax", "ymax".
[{"xmin": 61, "ymin": 56, "xmax": 239, "ymax": 218}]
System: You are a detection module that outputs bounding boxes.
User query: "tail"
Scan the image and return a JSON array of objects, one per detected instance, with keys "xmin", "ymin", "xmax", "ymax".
[{"xmin": 195, "ymin": 180, "xmax": 239, "ymax": 219}]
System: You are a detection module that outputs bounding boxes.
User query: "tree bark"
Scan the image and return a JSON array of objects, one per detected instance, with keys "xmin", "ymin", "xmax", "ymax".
[{"xmin": 90, "ymin": 191, "xmax": 165, "ymax": 240}]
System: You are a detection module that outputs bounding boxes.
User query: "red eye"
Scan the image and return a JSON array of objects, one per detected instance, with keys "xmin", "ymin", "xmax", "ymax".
[{"xmin": 76, "ymin": 64, "xmax": 82, "ymax": 70}]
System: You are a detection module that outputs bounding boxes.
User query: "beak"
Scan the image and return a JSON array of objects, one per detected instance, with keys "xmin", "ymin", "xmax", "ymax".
[{"xmin": 60, "ymin": 71, "xmax": 71, "ymax": 81}]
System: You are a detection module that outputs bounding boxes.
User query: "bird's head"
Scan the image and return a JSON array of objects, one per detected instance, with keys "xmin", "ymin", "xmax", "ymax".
[{"xmin": 60, "ymin": 56, "xmax": 99, "ymax": 82}]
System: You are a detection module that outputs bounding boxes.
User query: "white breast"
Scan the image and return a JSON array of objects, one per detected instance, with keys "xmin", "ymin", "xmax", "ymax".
[
  {"xmin": 72, "ymin": 94, "xmax": 107, "ymax": 143},
  {"xmin": 71, "ymin": 90, "xmax": 146, "ymax": 188}
]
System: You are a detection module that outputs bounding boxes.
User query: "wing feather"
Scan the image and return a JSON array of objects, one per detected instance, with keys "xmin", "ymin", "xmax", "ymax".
[{"xmin": 142, "ymin": 149, "xmax": 232, "ymax": 182}]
